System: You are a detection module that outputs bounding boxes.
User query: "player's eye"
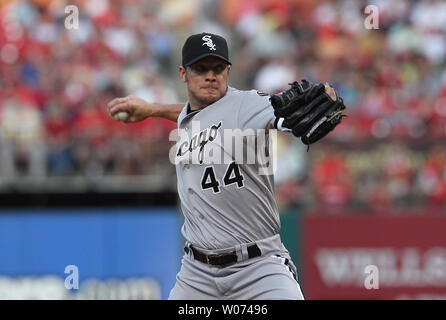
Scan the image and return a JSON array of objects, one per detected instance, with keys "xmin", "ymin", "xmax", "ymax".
[
  {"xmin": 213, "ymin": 64, "xmax": 227, "ymax": 74},
  {"xmin": 194, "ymin": 65, "xmax": 208, "ymax": 74},
  {"xmin": 190, "ymin": 64, "xmax": 227, "ymax": 75}
]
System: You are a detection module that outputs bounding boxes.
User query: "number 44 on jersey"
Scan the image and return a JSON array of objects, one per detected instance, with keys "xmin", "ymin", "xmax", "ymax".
[{"xmin": 201, "ymin": 162, "xmax": 244, "ymax": 193}]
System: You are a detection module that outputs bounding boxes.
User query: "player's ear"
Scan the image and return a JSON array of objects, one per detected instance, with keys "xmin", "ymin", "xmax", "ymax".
[{"xmin": 179, "ymin": 66, "xmax": 187, "ymax": 83}]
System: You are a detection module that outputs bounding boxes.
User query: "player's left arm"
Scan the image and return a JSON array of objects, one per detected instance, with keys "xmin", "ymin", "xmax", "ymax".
[
  {"xmin": 270, "ymin": 81, "xmax": 347, "ymax": 146},
  {"xmin": 237, "ymin": 84, "xmax": 337, "ymax": 133}
]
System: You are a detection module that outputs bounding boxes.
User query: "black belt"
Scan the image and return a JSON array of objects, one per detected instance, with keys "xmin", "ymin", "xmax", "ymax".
[{"xmin": 185, "ymin": 244, "xmax": 262, "ymax": 268}]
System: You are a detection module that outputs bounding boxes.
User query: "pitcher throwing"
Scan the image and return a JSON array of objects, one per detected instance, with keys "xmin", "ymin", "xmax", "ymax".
[{"xmin": 107, "ymin": 33, "xmax": 346, "ymax": 299}]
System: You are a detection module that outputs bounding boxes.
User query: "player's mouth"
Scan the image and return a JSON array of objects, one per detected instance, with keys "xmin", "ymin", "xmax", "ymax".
[{"xmin": 201, "ymin": 86, "xmax": 218, "ymax": 91}]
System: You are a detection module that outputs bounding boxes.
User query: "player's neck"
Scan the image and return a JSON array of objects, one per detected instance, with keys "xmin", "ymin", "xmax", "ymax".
[
  {"xmin": 188, "ymin": 96, "xmax": 216, "ymax": 111},
  {"xmin": 189, "ymin": 100, "xmax": 207, "ymax": 111}
]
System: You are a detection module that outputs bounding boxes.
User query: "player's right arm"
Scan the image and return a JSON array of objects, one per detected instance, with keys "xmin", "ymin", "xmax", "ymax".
[{"xmin": 107, "ymin": 95, "xmax": 184, "ymax": 123}]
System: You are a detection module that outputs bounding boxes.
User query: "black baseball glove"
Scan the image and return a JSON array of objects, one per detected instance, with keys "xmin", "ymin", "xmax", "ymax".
[{"xmin": 270, "ymin": 80, "xmax": 347, "ymax": 148}]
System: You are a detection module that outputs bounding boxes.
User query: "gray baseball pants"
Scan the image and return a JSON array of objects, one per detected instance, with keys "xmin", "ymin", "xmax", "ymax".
[{"xmin": 168, "ymin": 234, "xmax": 304, "ymax": 300}]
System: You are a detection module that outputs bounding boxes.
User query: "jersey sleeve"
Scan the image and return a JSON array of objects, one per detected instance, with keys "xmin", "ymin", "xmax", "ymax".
[
  {"xmin": 237, "ymin": 90, "xmax": 276, "ymax": 130},
  {"xmin": 237, "ymin": 90, "xmax": 290, "ymax": 132}
]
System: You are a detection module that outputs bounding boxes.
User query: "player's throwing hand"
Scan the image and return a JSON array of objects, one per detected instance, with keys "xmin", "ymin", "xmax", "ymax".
[{"xmin": 107, "ymin": 95, "xmax": 155, "ymax": 123}]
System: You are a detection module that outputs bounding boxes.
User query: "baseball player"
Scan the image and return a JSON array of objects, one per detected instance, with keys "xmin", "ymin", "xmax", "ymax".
[{"xmin": 107, "ymin": 33, "xmax": 346, "ymax": 300}]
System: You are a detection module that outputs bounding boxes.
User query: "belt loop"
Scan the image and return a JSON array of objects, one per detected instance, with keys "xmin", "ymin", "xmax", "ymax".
[
  {"xmin": 240, "ymin": 243, "xmax": 248, "ymax": 261},
  {"xmin": 184, "ymin": 242, "xmax": 192, "ymax": 257},
  {"xmin": 233, "ymin": 243, "xmax": 242, "ymax": 262}
]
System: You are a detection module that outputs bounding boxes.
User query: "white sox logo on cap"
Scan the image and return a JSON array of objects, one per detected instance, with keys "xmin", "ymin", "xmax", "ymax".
[
  {"xmin": 182, "ymin": 32, "xmax": 231, "ymax": 66},
  {"xmin": 202, "ymin": 35, "xmax": 216, "ymax": 51}
]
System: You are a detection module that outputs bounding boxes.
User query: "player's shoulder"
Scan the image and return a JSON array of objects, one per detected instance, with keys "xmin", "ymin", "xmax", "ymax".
[{"xmin": 227, "ymin": 86, "xmax": 271, "ymax": 104}]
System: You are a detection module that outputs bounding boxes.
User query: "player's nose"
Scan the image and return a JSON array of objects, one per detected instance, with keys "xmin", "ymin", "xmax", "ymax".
[{"xmin": 204, "ymin": 70, "xmax": 217, "ymax": 81}]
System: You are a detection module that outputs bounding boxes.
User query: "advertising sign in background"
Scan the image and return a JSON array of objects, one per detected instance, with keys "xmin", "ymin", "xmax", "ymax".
[
  {"xmin": 303, "ymin": 213, "xmax": 446, "ymax": 300},
  {"xmin": 0, "ymin": 208, "xmax": 182, "ymax": 299}
]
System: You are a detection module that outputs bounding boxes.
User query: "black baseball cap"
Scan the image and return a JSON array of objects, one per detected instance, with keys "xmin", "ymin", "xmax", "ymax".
[{"xmin": 182, "ymin": 32, "xmax": 232, "ymax": 67}]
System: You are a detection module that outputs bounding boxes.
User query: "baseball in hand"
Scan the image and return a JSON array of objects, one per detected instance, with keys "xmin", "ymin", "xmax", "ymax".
[{"xmin": 113, "ymin": 111, "xmax": 130, "ymax": 122}]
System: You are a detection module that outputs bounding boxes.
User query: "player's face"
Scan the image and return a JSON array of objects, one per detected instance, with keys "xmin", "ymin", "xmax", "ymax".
[{"xmin": 179, "ymin": 56, "xmax": 230, "ymax": 109}]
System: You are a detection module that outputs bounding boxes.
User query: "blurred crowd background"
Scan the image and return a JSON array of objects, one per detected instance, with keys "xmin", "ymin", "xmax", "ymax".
[{"xmin": 1, "ymin": 0, "xmax": 446, "ymax": 210}]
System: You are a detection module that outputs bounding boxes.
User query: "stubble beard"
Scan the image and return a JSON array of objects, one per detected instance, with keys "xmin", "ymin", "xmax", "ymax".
[{"xmin": 189, "ymin": 86, "xmax": 225, "ymax": 110}]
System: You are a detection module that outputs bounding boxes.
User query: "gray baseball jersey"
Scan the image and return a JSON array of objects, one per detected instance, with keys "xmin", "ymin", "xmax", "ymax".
[
  {"xmin": 170, "ymin": 86, "xmax": 304, "ymax": 300},
  {"xmin": 175, "ymin": 86, "xmax": 284, "ymax": 250}
]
